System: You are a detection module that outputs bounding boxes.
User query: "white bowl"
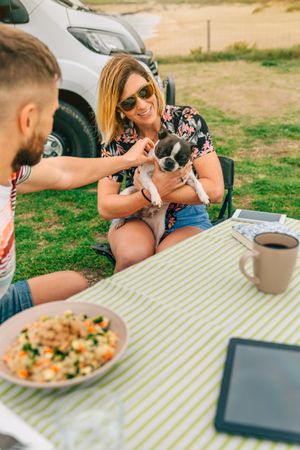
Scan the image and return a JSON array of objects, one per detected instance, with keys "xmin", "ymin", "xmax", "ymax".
[{"xmin": 0, "ymin": 301, "xmax": 129, "ymax": 389}]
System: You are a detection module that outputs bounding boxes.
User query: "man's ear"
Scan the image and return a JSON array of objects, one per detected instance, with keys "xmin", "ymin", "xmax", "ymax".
[
  {"xmin": 18, "ymin": 103, "xmax": 38, "ymax": 138},
  {"xmin": 158, "ymin": 126, "xmax": 169, "ymax": 140}
]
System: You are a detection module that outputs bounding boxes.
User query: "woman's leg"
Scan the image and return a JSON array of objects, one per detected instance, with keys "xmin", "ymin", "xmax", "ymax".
[
  {"xmin": 109, "ymin": 219, "xmax": 156, "ymax": 272},
  {"xmin": 156, "ymin": 205, "xmax": 212, "ymax": 253},
  {"xmin": 28, "ymin": 271, "xmax": 88, "ymax": 305},
  {"xmin": 156, "ymin": 226, "xmax": 202, "ymax": 253}
]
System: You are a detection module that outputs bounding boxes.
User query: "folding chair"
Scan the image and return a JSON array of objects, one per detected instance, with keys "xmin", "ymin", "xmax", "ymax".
[
  {"xmin": 91, "ymin": 156, "xmax": 235, "ymax": 267},
  {"xmin": 211, "ymin": 156, "xmax": 234, "ymax": 225}
]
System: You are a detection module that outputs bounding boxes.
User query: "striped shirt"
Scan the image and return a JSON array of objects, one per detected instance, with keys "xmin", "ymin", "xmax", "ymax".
[{"xmin": 0, "ymin": 166, "xmax": 31, "ymax": 299}]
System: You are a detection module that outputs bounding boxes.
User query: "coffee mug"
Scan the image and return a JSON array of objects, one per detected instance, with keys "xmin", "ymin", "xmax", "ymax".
[{"xmin": 239, "ymin": 232, "xmax": 299, "ymax": 294}]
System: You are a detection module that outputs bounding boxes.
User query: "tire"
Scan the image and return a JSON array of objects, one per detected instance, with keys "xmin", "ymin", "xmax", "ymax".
[{"xmin": 43, "ymin": 101, "xmax": 98, "ymax": 158}]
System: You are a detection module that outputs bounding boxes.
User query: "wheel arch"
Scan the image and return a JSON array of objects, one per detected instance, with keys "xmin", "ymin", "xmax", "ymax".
[
  {"xmin": 58, "ymin": 89, "xmax": 102, "ymax": 155},
  {"xmin": 59, "ymin": 89, "xmax": 96, "ymax": 129}
]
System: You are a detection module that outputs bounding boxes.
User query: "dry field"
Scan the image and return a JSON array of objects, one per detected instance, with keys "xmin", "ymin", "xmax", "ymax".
[{"xmin": 96, "ymin": 2, "xmax": 300, "ymax": 55}]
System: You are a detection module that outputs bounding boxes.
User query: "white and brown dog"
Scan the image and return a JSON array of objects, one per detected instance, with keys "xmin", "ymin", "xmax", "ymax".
[{"xmin": 114, "ymin": 128, "xmax": 210, "ymax": 245}]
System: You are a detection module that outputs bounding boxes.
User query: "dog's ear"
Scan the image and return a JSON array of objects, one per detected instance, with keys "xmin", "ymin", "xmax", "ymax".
[
  {"xmin": 183, "ymin": 141, "xmax": 194, "ymax": 158},
  {"xmin": 158, "ymin": 127, "xmax": 169, "ymax": 140}
]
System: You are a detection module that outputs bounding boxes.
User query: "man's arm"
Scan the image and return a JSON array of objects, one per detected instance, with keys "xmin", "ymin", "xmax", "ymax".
[{"xmin": 17, "ymin": 138, "xmax": 153, "ymax": 194}]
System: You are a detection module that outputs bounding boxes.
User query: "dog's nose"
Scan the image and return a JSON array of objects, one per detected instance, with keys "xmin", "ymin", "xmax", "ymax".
[{"xmin": 164, "ymin": 158, "xmax": 175, "ymax": 171}]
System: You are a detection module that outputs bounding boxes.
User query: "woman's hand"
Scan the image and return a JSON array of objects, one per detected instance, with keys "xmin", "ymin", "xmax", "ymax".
[
  {"xmin": 151, "ymin": 160, "xmax": 192, "ymax": 199},
  {"xmin": 123, "ymin": 138, "xmax": 154, "ymax": 168}
]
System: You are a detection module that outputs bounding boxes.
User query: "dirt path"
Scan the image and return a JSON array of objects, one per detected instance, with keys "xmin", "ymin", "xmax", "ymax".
[{"xmin": 95, "ymin": 2, "xmax": 300, "ymax": 55}]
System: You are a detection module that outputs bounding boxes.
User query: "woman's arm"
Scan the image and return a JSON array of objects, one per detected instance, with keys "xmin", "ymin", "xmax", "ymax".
[
  {"xmin": 162, "ymin": 152, "xmax": 224, "ymax": 204},
  {"xmin": 98, "ymin": 160, "xmax": 188, "ymax": 220},
  {"xmin": 98, "ymin": 179, "xmax": 151, "ymax": 220}
]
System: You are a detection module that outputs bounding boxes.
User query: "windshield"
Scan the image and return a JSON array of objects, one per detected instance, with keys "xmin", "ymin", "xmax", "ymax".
[{"xmin": 52, "ymin": 0, "xmax": 95, "ymax": 12}]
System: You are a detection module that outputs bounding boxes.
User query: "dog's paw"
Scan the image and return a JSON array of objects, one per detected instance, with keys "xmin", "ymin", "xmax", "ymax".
[
  {"xmin": 114, "ymin": 219, "xmax": 126, "ymax": 229},
  {"xmin": 200, "ymin": 192, "xmax": 210, "ymax": 206},
  {"xmin": 151, "ymin": 194, "xmax": 163, "ymax": 208}
]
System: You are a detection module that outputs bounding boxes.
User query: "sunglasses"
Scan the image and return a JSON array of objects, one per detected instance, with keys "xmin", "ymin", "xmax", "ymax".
[{"xmin": 118, "ymin": 83, "xmax": 154, "ymax": 112}]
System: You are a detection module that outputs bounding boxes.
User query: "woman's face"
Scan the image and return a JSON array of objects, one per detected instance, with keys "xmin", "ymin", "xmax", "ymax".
[{"xmin": 118, "ymin": 73, "xmax": 159, "ymax": 130}]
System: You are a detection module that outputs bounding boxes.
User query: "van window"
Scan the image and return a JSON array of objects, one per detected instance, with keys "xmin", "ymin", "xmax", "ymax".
[{"xmin": 0, "ymin": 0, "xmax": 29, "ymax": 24}]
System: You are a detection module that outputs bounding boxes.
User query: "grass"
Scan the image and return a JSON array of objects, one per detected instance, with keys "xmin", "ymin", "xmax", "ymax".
[
  {"xmin": 286, "ymin": 2, "xmax": 300, "ymax": 12},
  {"xmin": 15, "ymin": 186, "xmax": 112, "ymax": 282},
  {"xmin": 15, "ymin": 56, "xmax": 300, "ymax": 284},
  {"xmin": 158, "ymin": 45, "xmax": 300, "ymax": 64}
]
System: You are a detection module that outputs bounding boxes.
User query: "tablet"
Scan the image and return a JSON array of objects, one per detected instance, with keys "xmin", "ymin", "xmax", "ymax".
[
  {"xmin": 232, "ymin": 209, "xmax": 286, "ymax": 224},
  {"xmin": 215, "ymin": 338, "xmax": 300, "ymax": 445}
]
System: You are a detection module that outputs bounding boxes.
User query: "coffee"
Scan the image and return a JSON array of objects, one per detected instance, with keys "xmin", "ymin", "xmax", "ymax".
[
  {"xmin": 263, "ymin": 243, "xmax": 289, "ymax": 249},
  {"xmin": 239, "ymin": 232, "xmax": 299, "ymax": 294}
]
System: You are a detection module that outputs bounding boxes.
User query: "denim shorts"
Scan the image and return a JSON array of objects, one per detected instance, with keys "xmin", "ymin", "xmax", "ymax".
[
  {"xmin": 0, "ymin": 280, "xmax": 33, "ymax": 325},
  {"xmin": 110, "ymin": 204, "xmax": 212, "ymax": 234},
  {"xmin": 164, "ymin": 204, "xmax": 212, "ymax": 235}
]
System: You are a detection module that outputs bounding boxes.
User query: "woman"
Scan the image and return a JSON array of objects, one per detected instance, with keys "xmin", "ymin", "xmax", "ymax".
[{"xmin": 97, "ymin": 54, "xmax": 224, "ymax": 272}]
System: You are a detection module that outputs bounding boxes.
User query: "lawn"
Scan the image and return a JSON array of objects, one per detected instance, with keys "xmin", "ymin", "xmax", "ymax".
[{"xmin": 15, "ymin": 57, "xmax": 300, "ymax": 284}]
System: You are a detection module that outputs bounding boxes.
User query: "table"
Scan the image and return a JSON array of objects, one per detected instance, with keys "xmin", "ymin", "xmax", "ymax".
[{"xmin": 1, "ymin": 218, "xmax": 300, "ymax": 450}]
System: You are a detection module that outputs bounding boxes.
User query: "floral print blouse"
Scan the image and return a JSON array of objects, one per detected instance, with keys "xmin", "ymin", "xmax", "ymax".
[{"xmin": 101, "ymin": 105, "xmax": 215, "ymax": 229}]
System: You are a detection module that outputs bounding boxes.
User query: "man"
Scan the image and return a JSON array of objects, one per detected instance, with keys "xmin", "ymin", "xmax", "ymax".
[{"xmin": 0, "ymin": 25, "xmax": 153, "ymax": 324}]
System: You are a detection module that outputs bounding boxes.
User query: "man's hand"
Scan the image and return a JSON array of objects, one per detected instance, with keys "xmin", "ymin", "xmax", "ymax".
[{"xmin": 123, "ymin": 138, "xmax": 154, "ymax": 168}]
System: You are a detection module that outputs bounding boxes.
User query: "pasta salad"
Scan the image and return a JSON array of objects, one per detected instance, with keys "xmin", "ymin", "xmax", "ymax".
[{"xmin": 3, "ymin": 310, "xmax": 118, "ymax": 382}]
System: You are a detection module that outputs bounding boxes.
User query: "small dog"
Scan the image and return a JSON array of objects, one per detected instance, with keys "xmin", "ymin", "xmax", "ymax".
[{"xmin": 113, "ymin": 128, "xmax": 210, "ymax": 245}]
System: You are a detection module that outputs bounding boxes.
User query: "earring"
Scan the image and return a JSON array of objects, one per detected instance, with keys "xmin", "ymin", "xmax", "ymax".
[{"xmin": 119, "ymin": 111, "xmax": 125, "ymax": 120}]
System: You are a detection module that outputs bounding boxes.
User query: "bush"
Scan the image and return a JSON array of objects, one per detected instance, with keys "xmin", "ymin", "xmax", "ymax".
[{"xmin": 226, "ymin": 41, "xmax": 256, "ymax": 52}]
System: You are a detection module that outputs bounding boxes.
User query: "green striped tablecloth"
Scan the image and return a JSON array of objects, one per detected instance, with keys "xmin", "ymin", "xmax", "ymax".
[{"xmin": 1, "ymin": 218, "xmax": 300, "ymax": 450}]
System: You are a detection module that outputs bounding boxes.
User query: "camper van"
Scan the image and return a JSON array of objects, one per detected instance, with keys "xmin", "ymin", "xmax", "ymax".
[{"xmin": 0, "ymin": 0, "xmax": 173, "ymax": 157}]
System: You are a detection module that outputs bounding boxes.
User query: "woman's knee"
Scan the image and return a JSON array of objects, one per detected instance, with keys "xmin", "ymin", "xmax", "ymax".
[
  {"xmin": 157, "ymin": 226, "xmax": 202, "ymax": 253},
  {"xmin": 115, "ymin": 246, "xmax": 155, "ymax": 272},
  {"xmin": 109, "ymin": 221, "xmax": 155, "ymax": 271}
]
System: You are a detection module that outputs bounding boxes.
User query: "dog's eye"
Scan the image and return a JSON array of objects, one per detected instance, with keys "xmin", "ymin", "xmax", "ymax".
[
  {"xmin": 176, "ymin": 154, "xmax": 190, "ymax": 166},
  {"xmin": 155, "ymin": 146, "xmax": 170, "ymax": 159}
]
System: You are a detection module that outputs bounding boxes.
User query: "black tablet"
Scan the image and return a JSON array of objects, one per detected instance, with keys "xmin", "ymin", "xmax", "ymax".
[{"xmin": 215, "ymin": 338, "xmax": 300, "ymax": 445}]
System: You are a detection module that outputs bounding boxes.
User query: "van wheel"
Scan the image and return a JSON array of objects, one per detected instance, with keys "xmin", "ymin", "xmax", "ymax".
[{"xmin": 43, "ymin": 101, "xmax": 98, "ymax": 158}]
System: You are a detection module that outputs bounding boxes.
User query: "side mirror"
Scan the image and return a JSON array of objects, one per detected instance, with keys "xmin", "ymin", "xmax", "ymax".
[
  {"xmin": 0, "ymin": 0, "xmax": 29, "ymax": 24},
  {"xmin": 0, "ymin": 0, "xmax": 12, "ymax": 23}
]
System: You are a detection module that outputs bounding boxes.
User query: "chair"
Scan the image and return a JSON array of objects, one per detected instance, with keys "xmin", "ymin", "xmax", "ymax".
[
  {"xmin": 211, "ymin": 156, "xmax": 234, "ymax": 225},
  {"xmin": 91, "ymin": 156, "xmax": 235, "ymax": 267},
  {"xmin": 164, "ymin": 74, "xmax": 176, "ymax": 106}
]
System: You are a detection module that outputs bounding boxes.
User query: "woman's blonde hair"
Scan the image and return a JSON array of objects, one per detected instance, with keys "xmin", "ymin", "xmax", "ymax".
[{"xmin": 97, "ymin": 54, "xmax": 165, "ymax": 145}]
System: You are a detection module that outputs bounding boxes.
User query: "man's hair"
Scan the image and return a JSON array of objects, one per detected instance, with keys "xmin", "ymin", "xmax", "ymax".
[
  {"xmin": 0, "ymin": 25, "xmax": 61, "ymax": 91},
  {"xmin": 98, "ymin": 53, "xmax": 164, "ymax": 145}
]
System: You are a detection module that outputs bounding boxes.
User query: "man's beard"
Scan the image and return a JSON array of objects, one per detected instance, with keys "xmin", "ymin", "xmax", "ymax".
[{"xmin": 12, "ymin": 132, "xmax": 46, "ymax": 172}]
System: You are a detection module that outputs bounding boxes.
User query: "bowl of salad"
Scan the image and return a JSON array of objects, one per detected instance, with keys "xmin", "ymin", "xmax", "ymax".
[{"xmin": 0, "ymin": 301, "xmax": 129, "ymax": 388}]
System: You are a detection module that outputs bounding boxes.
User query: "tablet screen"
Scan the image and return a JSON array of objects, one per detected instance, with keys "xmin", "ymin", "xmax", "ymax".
[{"xmin": 215, "ymin": 338, "xmax": 300, "ymax": 444}]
